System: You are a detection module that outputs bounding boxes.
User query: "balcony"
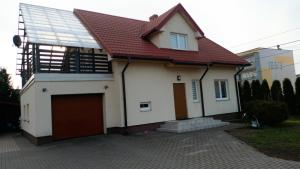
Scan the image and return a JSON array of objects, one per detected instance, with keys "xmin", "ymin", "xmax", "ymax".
[
  {"xmin": 17, "ymin": 43, "xmax": 112, "ymax": 86},
  {"xmin": 16, "ymin": 4, "xmax": 111, "ymax": 86}
]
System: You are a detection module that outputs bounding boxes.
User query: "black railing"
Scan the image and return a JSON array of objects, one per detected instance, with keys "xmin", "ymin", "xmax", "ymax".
[{"xmin": 18, "ymin": 43, "xmax": 112, "ymax": 86}]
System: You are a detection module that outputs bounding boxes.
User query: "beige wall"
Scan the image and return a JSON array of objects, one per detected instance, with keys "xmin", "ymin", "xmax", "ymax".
[
  {"xmin": 150, "ymin": 13, "xmax": 198, "ymax": 51},
  {"xmin": 20, "ymin": 82, "xmax": 37, "ymax": 136},
  {"xmin": 117, "ymin": 61, "xmax": 238, "ymax": 126},
  {"xmin": 20, "ymin": 61, "xmax": 238, "ymax": 137},
  {"xmin": 20, "ymin": 75, "xmax": 121, "ymax": 137},
  {"xmin": 202, "ymin": 66, "xmax": 239, "ymax": 116}
]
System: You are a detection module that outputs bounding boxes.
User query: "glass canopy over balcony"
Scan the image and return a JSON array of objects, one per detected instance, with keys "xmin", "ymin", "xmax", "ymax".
[
  {"xmin": 16, "ymin": 4, "xmax": 111, "ymax": 86},
  {"xmin": 20, "ymin": 3, "xmax": 100, "ymax": 48}
]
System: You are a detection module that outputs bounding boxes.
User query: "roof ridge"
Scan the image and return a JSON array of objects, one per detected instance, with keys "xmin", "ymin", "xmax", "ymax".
[
  {"xmin": 74, "ymin": 5, "xmax": 249, "ymax": 66},
  {"xmin": 140, "ymin": 3, "xmax": 204, "ymax": 38},
  {"xmin": 74, "ymin": 9, "xmax": 148, "ymax": 23}
]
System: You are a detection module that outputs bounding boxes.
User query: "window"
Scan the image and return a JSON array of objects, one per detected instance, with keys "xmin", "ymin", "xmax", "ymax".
[
  {"xmin": 214, "ymin": 80, "xmax": 229, "ymax": 100},
  {"xmin": 170, "ymin": 33, "xmax": 188, "ymax": 50},
  {"xmin": 22, "ymin": 105, "xmax": 26, "ymax": 122},
  {"xmin": 26, "ymin": 104, "xmax": 30, "ymax": 123},
  {"xmin": 191, "ymin": 80, "xmax": 199, "ymax": 102},
  {"xmin": 140, "ymin": 102, "xmax": 151, "ymax": 112}
]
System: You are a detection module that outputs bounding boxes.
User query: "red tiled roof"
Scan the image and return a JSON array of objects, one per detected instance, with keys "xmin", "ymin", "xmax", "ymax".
[{"xmin": 74, "ymin": 4, "xmax": 249, "ymax": 66}]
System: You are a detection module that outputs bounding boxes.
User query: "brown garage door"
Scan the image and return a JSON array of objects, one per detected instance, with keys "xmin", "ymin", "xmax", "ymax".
[{"xmin": 51, "ymin": 94, "xmax": 104, "ymax": 140}]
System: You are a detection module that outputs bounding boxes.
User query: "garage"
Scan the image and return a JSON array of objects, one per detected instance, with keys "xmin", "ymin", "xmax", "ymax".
[{"xmin": 51, "ymin": 94, "xmax": 104, "ymax": 140}]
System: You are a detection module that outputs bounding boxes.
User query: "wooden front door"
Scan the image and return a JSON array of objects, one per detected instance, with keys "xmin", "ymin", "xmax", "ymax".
[
  {"xmin": 173, "ymin": 83, "xmax": 188, "ymax": 120},
  {"xmin": 51, "ymin": 94, "xmax": 104, "ymax": 140}
]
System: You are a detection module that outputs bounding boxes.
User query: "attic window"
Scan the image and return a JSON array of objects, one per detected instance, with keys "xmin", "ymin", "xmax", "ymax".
[{"xmin": 170, "ymin": 33, "xmax": 188, "ymax": 50}]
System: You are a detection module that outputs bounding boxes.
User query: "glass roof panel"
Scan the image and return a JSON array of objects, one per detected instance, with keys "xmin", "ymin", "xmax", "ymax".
[{"xmin": 20, "ymin": 3, "xmax": 101, "ymax": 49}]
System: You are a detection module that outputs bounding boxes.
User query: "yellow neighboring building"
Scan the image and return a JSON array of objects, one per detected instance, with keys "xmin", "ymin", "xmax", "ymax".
[{"xmin": 237, "ymin": 47, "xmax": 296, "ymax": 85}]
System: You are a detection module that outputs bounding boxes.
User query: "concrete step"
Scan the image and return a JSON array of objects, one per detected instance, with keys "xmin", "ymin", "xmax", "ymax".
[{"xmin": 157, "ymin": 117, "xmax": 229, "ymax": 133}]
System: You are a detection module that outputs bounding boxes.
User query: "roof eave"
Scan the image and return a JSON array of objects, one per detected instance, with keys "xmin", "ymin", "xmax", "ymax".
[{"xmin": 211, "ymin": 61, "xmax": 251, "ymax": 67}]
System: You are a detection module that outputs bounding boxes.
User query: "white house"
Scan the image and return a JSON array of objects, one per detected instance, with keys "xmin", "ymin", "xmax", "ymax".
[{"xmin": 16, "ymin": 3, "xmax": 248, "ymax": 144}]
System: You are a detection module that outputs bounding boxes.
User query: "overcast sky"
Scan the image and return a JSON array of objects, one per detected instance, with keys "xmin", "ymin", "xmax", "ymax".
[{"xmin": 1, "ymin": 0, "xmax": 300, "ymax": 88}]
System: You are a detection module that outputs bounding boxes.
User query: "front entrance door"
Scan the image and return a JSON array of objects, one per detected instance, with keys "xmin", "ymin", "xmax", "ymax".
[{"xmin": 173, "ymin": 83, "xmax": 188, "ymax": 120}]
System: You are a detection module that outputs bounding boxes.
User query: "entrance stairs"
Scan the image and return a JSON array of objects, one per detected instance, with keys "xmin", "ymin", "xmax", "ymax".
[{"xmin": 157, "ymin": 117, "xmax": 229, "ymax": 133}]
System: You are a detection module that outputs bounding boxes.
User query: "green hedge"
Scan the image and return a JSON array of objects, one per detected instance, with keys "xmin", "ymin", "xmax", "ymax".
[{"xmin": 245, "ymin": 100, "xmax": 288, "ymax": 126}]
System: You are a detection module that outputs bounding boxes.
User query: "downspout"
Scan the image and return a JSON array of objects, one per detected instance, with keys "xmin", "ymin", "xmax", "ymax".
[
  {"xmin": 121, "ymin": 58, "xmax": 131, "ymax": 134},
  {"xmin": 199, "ymin": 65, "xmax": 210, "ymax": 117},
  {"xmin": 234, "ymin": 66, "xmax": 245, "ymax": 113}
]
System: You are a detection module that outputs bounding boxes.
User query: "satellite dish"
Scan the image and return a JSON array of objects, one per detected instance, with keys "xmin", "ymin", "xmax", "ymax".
[{"xmin": 13, "ymin": 35, "xmax": 22, "ymax": 47}]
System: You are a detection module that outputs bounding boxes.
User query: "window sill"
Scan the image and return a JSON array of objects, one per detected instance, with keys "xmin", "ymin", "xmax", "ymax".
[
  {"xmin": 140, "ymin": 110, "xmax": 151, "ymax": 112},
  {"xmin": 171, "ymin": 47, "xmax": 188, "ymax": 50},
  {"xmin": 140, "ymin": 108, "xmax": 151, "ymax": 112},
  {"xmin": 216, "ymin": 98, "xmax": 229, "ymax": 101}
]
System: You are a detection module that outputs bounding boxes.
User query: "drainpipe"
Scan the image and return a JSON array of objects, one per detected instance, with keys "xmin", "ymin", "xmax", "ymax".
[
  {"xmin": 121, "ymin": 58, "xmax": 131, "ymax": 134},
  {"xmin": 234, "ymin": 66, "xmax": 244, "ymax": 113},
  {"xmin": 199, "ymin": 65, "xmax": 210, "ymax": 117}
]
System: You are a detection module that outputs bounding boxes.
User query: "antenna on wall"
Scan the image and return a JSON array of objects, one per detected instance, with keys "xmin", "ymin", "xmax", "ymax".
[{"xmin": 13, "ymin": 35, "xmax": 22, "ymax": 47}]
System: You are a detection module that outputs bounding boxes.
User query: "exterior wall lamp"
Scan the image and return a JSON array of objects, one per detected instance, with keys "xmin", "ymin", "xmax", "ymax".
[
  {"xmin": 177, "ymin": 75, "xmax": 181, "ymax": 81},
  {"xmin": 104, "ymin": 85, "xmax": 109, "ymax": 90}
]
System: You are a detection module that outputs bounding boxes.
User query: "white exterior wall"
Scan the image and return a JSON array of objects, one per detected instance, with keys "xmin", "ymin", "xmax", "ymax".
[
  {"xmin": 116, "ymin": 61, "xmax": 238, "ymax": 126},
  {"xmin": 20, "ymin": 74, "xmax": 121, "ymax": 137},
  {"xmin": 202, "ymin": 67, "xmax": 239, "ymax": 116},
  {"xmin": 20, "ymin": 61, "xmax": 239, "ymax": 137},
  {"xmin": 150, "ymin": 13, "xmax": 198, "ymax": 51},
  {"xmin": 20, "ymin": 82, "xmax": 37, "ymax": 136}
]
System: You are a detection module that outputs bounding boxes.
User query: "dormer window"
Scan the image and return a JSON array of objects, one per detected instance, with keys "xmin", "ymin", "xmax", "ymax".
[{"xmin": 170, "ymin": 33, "xmax": 188, "ymax": 50}]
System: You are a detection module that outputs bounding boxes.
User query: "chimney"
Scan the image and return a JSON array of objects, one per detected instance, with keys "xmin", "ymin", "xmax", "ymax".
[{"xmin": 149, "ymin": 14, "xmax": 158, "ymax": 21}]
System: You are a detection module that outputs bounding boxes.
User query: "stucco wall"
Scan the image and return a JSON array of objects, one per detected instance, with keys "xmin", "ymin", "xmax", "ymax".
[
  {"xmin": 20, "ymin": 61, "xmax": 239, "ymax": 137},
  {"xmin": 20, "ymin": 76, "xmax": 121, "ymax": 137},
  {"xmin": 117, "ymin": 61, "xmax": 238, "ymax": 126},
  {"xmin": 202, "ymin": 67, "xmax": 239, "ymax": 116},
  {"xmin": 20, "ymin": 82, "xmax": 37, "ymax": 136},
  {"xmin": 150, "ymin": 13, "xmax": 198, "ymax": 51}
]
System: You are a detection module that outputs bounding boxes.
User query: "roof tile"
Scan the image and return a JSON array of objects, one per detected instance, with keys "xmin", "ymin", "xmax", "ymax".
[{"xmin": 74, "ymin": 4, "xmax": 248, "ymax": 66}]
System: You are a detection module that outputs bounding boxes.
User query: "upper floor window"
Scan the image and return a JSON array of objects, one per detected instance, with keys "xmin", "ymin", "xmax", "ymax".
[{"xmin": 170, "ymin": 33, "xmax": 188, "ymax": 50}]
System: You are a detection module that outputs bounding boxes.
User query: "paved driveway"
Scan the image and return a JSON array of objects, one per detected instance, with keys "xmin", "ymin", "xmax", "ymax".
[{"xmin": 0, "ymin": 126, "xmax": 300, "ymax": 169}]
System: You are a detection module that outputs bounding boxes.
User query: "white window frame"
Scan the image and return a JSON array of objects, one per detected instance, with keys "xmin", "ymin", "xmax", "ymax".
[
  {"xmin": 214, "ymin": 80, "xmax": 229, "ymax": 101},
  {"xmin": 140, "ymin": 101, "xmax": 151, "ymax": 112},
  {"xmin": 191, "ymin": 80, "xmax": 200, "ymax": 102},
  {"xmin": 26, "ymin": 104, "xmax": 30, "ymax": 122},
  {"xmin": 22, "ymin": 105, "xmax": 26, "ymax": 122},
  {"xmin": 170, "ymin": 33, "xmax": 188, "ymax": 50}
]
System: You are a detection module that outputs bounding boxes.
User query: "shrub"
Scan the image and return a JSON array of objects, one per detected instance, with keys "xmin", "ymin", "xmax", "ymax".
[
  {"xmin": 251, "ymin": 80, "xmax": 262, "ymax": 100},
  {"xmin": 261, "ymin": 79, "xmax": 270, "ymax": 100},
  {"xmin": 283, "ymin": 78, "xmax": 295, "ymax": 114},
  {"xmin": 271, "ymin": 80, "xmax": 283, "ymax": 101},
  {"xmin": 295, "ymin": 77, "xmax": 300, "ymax": 115},
  {"xmin": 245, "ymin": 100, "xmax": 288, "ymax": 126},
  {"xmin": 238, "ymin": 81, "xmax": 244, "ymax": 110},
  {"xmin": 242, "ymin": 80, "xmax": 251, "ymax": 103}
]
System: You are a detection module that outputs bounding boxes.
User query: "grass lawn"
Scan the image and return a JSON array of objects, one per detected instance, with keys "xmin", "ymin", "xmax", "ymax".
[{"xmin": 227, "ymin": 116, "xmax": 300, "ymax": 162}]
